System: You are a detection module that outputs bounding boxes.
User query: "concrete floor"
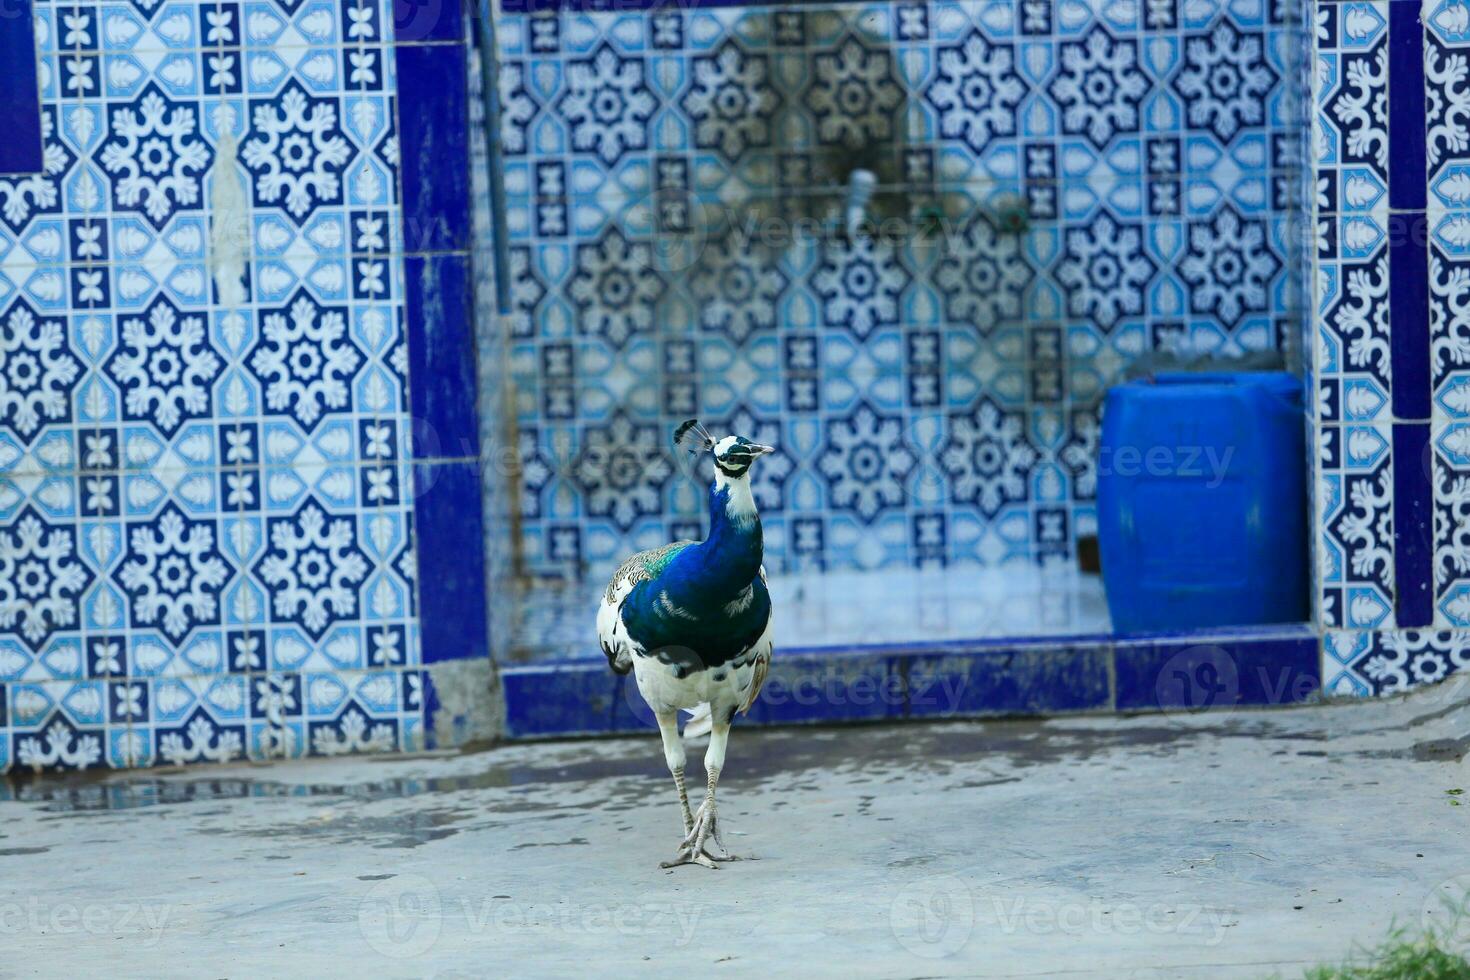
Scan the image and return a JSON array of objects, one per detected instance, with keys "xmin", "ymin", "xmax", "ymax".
[{"xmin": 4, "ymin": 687, "xmax": 1470, "ymax": 978}]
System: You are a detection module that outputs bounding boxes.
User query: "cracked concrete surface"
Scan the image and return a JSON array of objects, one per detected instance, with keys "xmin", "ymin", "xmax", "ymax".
[{"xmin": 4, "ymin": 686, "xmax": 1470, "ymax": 978}]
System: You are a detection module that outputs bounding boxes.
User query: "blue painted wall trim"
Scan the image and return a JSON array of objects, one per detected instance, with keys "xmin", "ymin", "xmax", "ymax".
[
  {"xmin": 0, "ymin": 0, "xmax": 43, "ymax": 175},
  {"xmin": 1388, "ymin": 212, "xmax": 1430, "ymax": 422},
  {"xmin": 1386, "ymin": 5, "xmax": 1429, "ymax": 424},
  {"xmin": 412, "ymin": 459, "xmax": 491, "ymax": 663},
  {"xmin": 396, "ymin": 0, "xmax": 466, "ymax": 41},
  {"xmin": 1113, "ymin": 632, "xmax": 1319, "ymax": 712},
  {"xmin": 1387, "ymin": 1, "xmax": 1427, "ymax": 211},
  {"xmin": 394, "ymin": 13, "xmax": 492, "ymax": 664},
  {"xmin": 1392, "ymin": 423, "xmax": 1434, "ymax": 627},
  {"xmin": 403, "ymin": 250, "xmax": 482, "ymax": 460},
  {"xmin": 500, "ymin": 626, "xmax": 1321, "ymax": 738},
  {"xmin": 396, "ymin": 44, "xmax": 475, "ymax": 257}
]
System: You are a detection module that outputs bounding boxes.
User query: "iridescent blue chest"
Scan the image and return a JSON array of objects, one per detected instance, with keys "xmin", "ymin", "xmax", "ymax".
[{"xmin": 618, "ymin": 484, "xmax": 770, "ymax": 670}]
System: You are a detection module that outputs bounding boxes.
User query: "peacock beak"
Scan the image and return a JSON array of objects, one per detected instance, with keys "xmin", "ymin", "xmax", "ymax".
[{"xmin": 749, "ymin": 443, "xmax": 775, "ymax": 456}]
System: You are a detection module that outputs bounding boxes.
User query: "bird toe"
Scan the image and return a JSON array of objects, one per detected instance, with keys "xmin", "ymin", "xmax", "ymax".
[{"xmin": 660, "ymin": 849, "xmax": 721, "ymax": 871}]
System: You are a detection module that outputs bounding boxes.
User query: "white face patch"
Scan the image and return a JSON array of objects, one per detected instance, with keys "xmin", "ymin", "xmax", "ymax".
[
  {"xmin": 713, "ymin": 435, "xmax": 739, "ymax": 456},
  {"xmin": 719, "ymin": 475, "xmax": 758, "ymax": 523}
]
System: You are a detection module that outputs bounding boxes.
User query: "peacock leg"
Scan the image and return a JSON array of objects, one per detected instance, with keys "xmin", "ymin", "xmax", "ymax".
[
  {"xmin": 655, "ymin": 710, "xmax": 695, "ymax": 837},
  {"xmin": 662, "ymin": 719, "xmax": 737, "ymax": 869}
]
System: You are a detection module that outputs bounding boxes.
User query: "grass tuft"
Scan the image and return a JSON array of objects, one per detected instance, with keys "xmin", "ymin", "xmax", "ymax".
[{"xmin": 1300, "ymin": 928, "xmax": 1470, "ymax": 980}]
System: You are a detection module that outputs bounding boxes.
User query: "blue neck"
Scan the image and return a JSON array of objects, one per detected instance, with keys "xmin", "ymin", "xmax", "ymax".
[{"xmin": 664, "ymin": 480, "xmax": 763, "ymax": 601}]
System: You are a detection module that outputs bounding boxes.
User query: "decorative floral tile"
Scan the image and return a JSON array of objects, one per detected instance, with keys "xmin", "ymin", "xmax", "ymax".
[
  {"xmin": 1434, "ymin": 421, "xmax": 1470, "ymax": 625},
  {"xmin": 6, "ymin": 679, "xmax": 117, "ymax": 773},
  {"xmin": 0, "ymin": 0, "xmax": 423, "ymax": 772},
  {"xmin": 1430, "ymin": 210, "xmax": 1470, "ymax": 420},
  {"xmin": 7, "ymin": 0, "xmax": 1332, "ymax": 757},
  {"xmin": 1324, "ymin": 628, "xmax": 1470, "ymax": 696},
  {"xmin": 244, "ymin": 666, "xmax": 420, "ymax": 760},
  {"xmin": 1311, "ymin": 0, "xmax": 1390, "ymax": 429},
  {"xmin": 1316, "ymin": 209, "xmax": 1391, "ymax": 423},
  {"xmin": 492, "ymin": 1, "xmax": 1308, "ymax": 582},
  {"xmin": 1312, "ymin": 2, "xmax": 1388, "ymax": 204},
  {"xmin": 1317, "ymin": 422, "xmax": 1395, "ymax": 629},
  {"xmin": 1427, "ymin": 0, "xmax": 1470, "ymax": 207}
]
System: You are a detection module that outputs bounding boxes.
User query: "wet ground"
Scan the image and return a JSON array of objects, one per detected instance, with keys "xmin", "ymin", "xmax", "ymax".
[{"xmin": 4, "ymin": 686, "xmax": 1470, "ymax": 978}]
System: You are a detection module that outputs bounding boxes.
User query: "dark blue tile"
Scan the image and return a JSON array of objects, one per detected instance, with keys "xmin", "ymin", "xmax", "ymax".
[
  {"xmin": 1388, "ymin": 211, "xmax": 1430, "ymax": 421},
  {"xmin": 412, "ymin": 461, "xmax": 490, "ymax": 663},
  {"xmin": 904, "ymin": 644, "xmax": 1112, "ymax": 717},
  {"xmin": 501, "ymin": 628, "xmax": 1325, "ymax": 739},
  {"xmin": 1393, "ymin": 422, "xmax": 1434, "ymax": 627},
  {"xmin": 1114, "ymin": 631, "xmax": 1319, "ymax": 712},
  {"xmin": 502, "ymin": 664, "xmax": 648, "ymax": 737},
  {"xmin": 1387, "ymin": 0, "xmax": 1426, "ymax": 209},
  {"xmin": 0, "ymin": 0, "xmax": 42, "ymax": 175},
  {"xmin": 746, "ymin": 651, "xmax": 899, "ymax": 726},
  {"xmin": 394, "ymin": 44, "xmax": 472, "ymax": 252},
  {"xmin": 404, "ymin": 253, "xmax": 480, "ymax": 459},
  {"xmin": 394, "ymin": 0, "xmax": 464, "ymax": 43}
]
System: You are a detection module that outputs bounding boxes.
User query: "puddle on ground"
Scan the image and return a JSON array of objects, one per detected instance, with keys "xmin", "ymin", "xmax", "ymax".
[
  {"xmin": 1, "ymin": 715, "xmax": 1321, "ymax": 815},
  {"xmin": 210, "ymin": 805, "xmax": 475, "ymax": 849}
]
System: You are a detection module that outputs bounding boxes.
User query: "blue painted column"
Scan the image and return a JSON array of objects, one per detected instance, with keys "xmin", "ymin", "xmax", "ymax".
[
  {"xmin": 1387, "ymin": 1, "xmax": 1432, "ymax": 627},
  {"xmin": 393, "ymin": 2, "xmax": 492, "ymax": 676},
  {"xmin": 0, "ymin": 0, "xmax": 43, "ymax": 174}
]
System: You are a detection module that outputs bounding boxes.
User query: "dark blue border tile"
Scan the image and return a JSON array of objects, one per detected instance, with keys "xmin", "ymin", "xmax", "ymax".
[
  {"xmin": 412, "ymin": 461, "xmax": 490, "ymax": 662},
  {"xmin": 1389, "ymin": 212, "xmax": 1430, "ymax": 421},
  {"xmin": 1392, "ymin": 422, "xmax": 1434, "ymax": 627},
  {"xmin": 745, "ymin": 651, "xmax": 899, "ymax": 726},
  {"xmin": 0, "ymin": 0, "xmax": 43, "ymax": 175},
  {"xmin": 395, "ymin": 44, "xmax": 472, "ymax": 252},
  {"xmin": 394, "ymin": 0, "xmax": 465, "ymax": 43},
  {"xmin": 500, "ymin": 628, "xmax": 1324, "ymax": 739},
  {"xmin": 1114, "ymin": 634, "xmax": 1320, "ymax": 712},
  {"xmin": 904, "ymin": 645, "xmax": 1112, "ymax": 718},
  {"xmin": 405, "ymin": 253, "xmax": 480, "ymax": 458},
  {"xmin": 503, "ymin": 665, "xmax": 646, "ymax": 737},
  {"xmin": 1387, "ymin": 0, "xmax": 1426, "ymax": 209}
]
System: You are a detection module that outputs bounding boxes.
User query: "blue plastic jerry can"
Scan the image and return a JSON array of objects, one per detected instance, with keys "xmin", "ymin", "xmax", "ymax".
[{"xmin": 1097, "ymin": 371, "xmax": 1309, "ymax": 633}]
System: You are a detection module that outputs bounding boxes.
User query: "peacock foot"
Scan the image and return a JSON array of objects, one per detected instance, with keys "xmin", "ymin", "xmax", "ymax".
[{"xmin": 660, "ymin": 801, "xmax": 737, "ymax": 869}]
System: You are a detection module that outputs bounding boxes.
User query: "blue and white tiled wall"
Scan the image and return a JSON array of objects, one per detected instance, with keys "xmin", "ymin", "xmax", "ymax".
[
  {"xmin": 3, "ymin": 0, "xmax": 1466, "ymax": 770},
  {"xmin": 495, "ymin": 0, "xmax": 1312, "ymax": 582},
  {"xmin": 1314, "ymin": 0, "xmax": 1470, "ymax": 695},
  {"xmin": 0, "ymin": 0, "xmax": 489, "ymax": 771}
]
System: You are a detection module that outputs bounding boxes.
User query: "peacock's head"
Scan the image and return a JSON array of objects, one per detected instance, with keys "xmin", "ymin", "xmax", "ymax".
[{"xmin": 673, "ymin": 419, "xmax": 774, "ymax": 481}]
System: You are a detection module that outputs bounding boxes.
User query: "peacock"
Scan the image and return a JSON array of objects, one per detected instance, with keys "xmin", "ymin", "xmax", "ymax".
[{"xmin": 597, "ymin": 419, "xmax": 775, "ymax": 869}]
